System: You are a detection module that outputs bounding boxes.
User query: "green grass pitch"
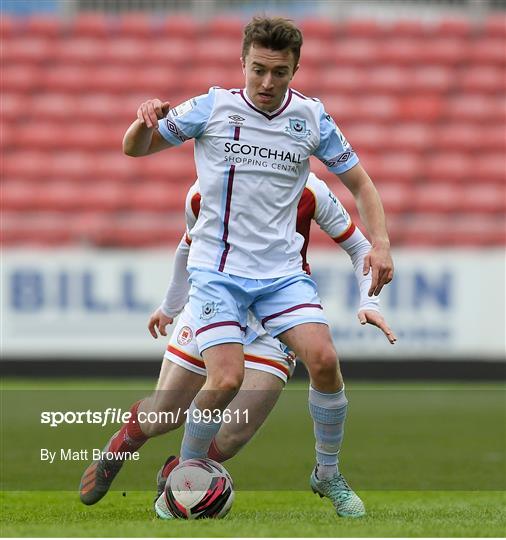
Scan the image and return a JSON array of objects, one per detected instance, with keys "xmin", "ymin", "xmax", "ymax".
[{"xmin": 1, "ymin": 378, "xmax": 505, "ymax": 537}]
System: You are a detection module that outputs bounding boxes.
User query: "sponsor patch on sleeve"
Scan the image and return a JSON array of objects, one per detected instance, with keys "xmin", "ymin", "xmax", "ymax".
[{"xmin": 172, "ymin": 98, "xmax": 197, "ymax": 117}]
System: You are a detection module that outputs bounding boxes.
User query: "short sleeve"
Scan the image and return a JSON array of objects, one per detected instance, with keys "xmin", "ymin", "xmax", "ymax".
[
  {"xmin": 314, "ymin": 104, "xmax": 359, "ymax": 174},
  {"xmin": 184, "ymin": 181, "xmax": 201, "ymax": 243},
  {"xmin": 309, "ymin": 174, "xmax": 355, "ymax": 241},
  {"xmin": 157, "ymin": 88, "xmax": 216, "ymax": 146}
]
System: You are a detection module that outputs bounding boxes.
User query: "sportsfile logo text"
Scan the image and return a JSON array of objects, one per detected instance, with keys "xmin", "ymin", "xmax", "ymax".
[{"xmin": 40, "ymin": 407, "xmax": 249, "ymax": 428}]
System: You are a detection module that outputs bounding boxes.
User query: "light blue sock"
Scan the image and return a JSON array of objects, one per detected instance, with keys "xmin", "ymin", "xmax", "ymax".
[
  {"xmin": 180, "ymin": 401, "xmax": 222, "ymax": 461},
  {"xmin": 308, "ymin": 385, "xmax": 348, "ymax": 480}
]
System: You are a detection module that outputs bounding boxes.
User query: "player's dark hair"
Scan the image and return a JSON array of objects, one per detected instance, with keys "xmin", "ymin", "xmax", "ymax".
[{"xmin": 242, "ymin": 16, "xmax": 303, "ymax": 67}]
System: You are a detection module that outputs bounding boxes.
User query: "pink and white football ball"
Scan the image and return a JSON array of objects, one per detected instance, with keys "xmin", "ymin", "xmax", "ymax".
[{"xmin": 163, "ymin": 458, "xmax": 234, "ymax": 519}]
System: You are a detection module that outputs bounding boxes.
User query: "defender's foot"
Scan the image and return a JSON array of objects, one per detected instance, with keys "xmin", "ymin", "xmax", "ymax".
[
  {"xmin": 310, "ymin": 468, "xmax": 366, "ymax": 518},
  {"xmin": 79, "ymin": 434, "xmax": 124, "ymax": 505},
  {"xmin": 153, "ymin": 455, "xmax": 180, "ymax": 518}
]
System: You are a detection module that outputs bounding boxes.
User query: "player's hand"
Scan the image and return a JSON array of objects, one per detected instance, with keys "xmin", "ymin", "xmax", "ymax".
[
  {"xmin": 137, "ymin": 99, "xmax": 171, "ymax": 129},
  {"xmin": 148, "ymin": 308, "xmax": 174, "ymax": 339},
  {"xmin": 363, "ymin": 243, "xmax": 394, "ymax": 297},
  {"xmin": 358, "ymin": 309, "xmax": 397, "ymax": 344}
]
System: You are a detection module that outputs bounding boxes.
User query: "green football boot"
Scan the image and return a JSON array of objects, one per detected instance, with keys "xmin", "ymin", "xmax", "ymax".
[{"xmin": 310, "ymin": 467, "xmax": 366, "ymax": 518}]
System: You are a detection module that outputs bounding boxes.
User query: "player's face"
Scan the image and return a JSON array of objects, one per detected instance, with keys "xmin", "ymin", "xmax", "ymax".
[{"xmin": 241, "ymin": 44, "xmax": 298, "ymax": 112}]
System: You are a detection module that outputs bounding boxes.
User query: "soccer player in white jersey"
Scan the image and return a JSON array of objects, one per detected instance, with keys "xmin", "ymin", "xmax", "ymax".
[
  {"xmin": 121, "ymin": 17, "xmax": 394, "ymax": 517},
  {"xmin": 80, "ymin": 173, "xmax": 396, "ymax": 517}
]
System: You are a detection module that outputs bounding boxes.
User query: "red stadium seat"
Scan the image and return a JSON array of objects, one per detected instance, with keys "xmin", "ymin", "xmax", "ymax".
[
  {"xmin": 126, "ymin": 183, "xmax": 190, "ymax": 212},
  {"xmin": 2, "ymin": 181, "xmax": 40, "ymax": 211},
  {"xmin": 28, "ymin": 94, "xmax": 78, "ymax": 121},
  {"xmin": 411, "ymin": 184, "xmax": 460, "ymax": 213},
  {"xmin": 434, "ymin": 124, "xmax": 476, "ymax": 151},
  {"xmin": 388, "ymin": 124, "xmax": 432, "ymax": 152},
  {"xmin": 205, "ymin": 16, "xmax": 244, "ymax": 39},
  {"xmin": 3, "ymin": 152, "xmax": 52, "ymax": 180},
  {"xmin": 397, "ymin": 214, "xmax": 503, "ymax": 246},
  {"xmin": 71, "ymin": 94, "xmax": 125, "ymax": 121},
  {"xmin": 377, "ymin": 39, "xmax": 425, "ymax": 65},
  {"xmin": 483, "ymin": 14, "xmax": 506, "ymax": 38},
  {"xmin": 460, "ymin": 184, "xmax": 506, "ymax": 213},
  {"xmin": 385, "ymin": 19, "xmax": 428, "ymax": 38},
  {"xmin": 344, "ymin": 124, "xmax": 386, "ymax": 152},
  {"xmin": 194, "ymin": 39, "xmax": 242, "ymax": 66},
  {"xmin": 474, "ymin": 154, "xmax": 506, "ymax": 183},
  {"xmin": 417, "ymin": 38, "xmax": 469, "ymax": 65},
  {"xmin": 57, "ymin": 38, "xmax": 109, "ymax": 64},
  {"xmin": 424, "ymin": 153, "xmax": 472, "ymax": 182},
  {"xmin": 69, "ymin": 13, "xmax": 111, "ymax": 38},
  {"xmin": 101, "ymin": 38, "xmax": 151, "ymax": 64},
  {"xmin": 161, "ymin": 15, "xmax": 201, "ymax": 39},
  {"xmin": 398, "ymin": 96, "xmax": 444, "ymax": 122},
  {"xmin": 42, "ymin": 65, "xmax": 92, "ymax": 93},
  {"xmin": 343, "ymin": 19, "xmax": 383, "ymax": 38},
  {"xmin": 330, "ymin": 39, "xmax": 380, "ymax": 66},
  {"xmin": 445, "ymin": 95, "xmax": 506, "ymax": 122},
  {"xmin": 356, "ymin": 95, "xmax": 400, "ymax": 122},
  {"xmin": 300, "ymin": 40, "xmax": 335, "ymax": 68},
  {"xmin": 1, "ymin": 212, "xmax": 75, "ymax": 246},
  {"xmin": 92, "ymin": 153, "xmax": 138, "ymax": 182},
  {"xmin": 433, "ymin": 17, "xmax": 473, "ymax": 38},
  {"xmin": 299, "ymin": 19, "xmax": 337, "ymax": 41},
  {"xmin": 319, "ymin": 68, "xmax": 367, "ymax": 94},
  {"xmin": 410, "ymin": 66, "xmax": 453, "ymax": 93},
  {"xmin": 0, "ymin": 93, "xmax": 24, "ymax": 121},
  {"xmin": 375, "ymin": 182, "xmax": 412, "ymax": 213},
  {"xmin": 148, "ymin": 39, "xmax": 198, "ymax": 67},
  {"xmin": 468, "ymin": 38, "xmax": 506, "ymax": 65},
  {"xmin": 364, "ymin": 152, "xmax": 421, "ymax": 182},
  {"xmin": 459, "ymin": 66, "xmax": 505, "ymax": 93},
  {"xmin": 48, "ymin": 152, "xmax": 97, "ymax": 181},
  {"xmin": 2, "ymin": 65, "xmax": 40, "ymax": 93},
  {"xmin": 116, "ymin": 12, "xmax": 153, "ymax": 37},
  {"xmin": 139, "ymin": 152, "xmax": 195, "ymax": 183},
  {"xmin": 366, "ymin": 66, "xmax": 410, "ymax": 93},
  {"xmin": 25, "ymin": 15, "xmax": 62, "ymax": 38},
  {"xmin": 1, "ymin": 38, "xmax": 55, "ymax": 65},
  {"xmin": 11, "ymin": 123, "xmax": 62, "ymax": 150},
  {"xmin": 0, "ymin": 14, "xmax": 19, "ymax": 38},
  {"xmin": 77, "ymin": 182, "xmax": 128, "ymax": 211}
]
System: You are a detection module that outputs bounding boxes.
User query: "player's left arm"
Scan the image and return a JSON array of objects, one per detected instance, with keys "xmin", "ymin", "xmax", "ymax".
[
  {"xmin": 314, "ymin": 107, "xmax": 394, "ymax": 297},
  {"xmin": 339, "ymin": 164, "xmax": 394, "ymax": 297},
  {"xmin": 310, "ymin": 176, "xmax": 396, "ymax": 344}
]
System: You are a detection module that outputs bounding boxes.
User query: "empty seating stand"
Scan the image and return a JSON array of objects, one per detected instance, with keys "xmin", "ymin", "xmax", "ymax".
[{"xmin": 1, "ymin": 13, "xmax": 505, "ymax": 248}]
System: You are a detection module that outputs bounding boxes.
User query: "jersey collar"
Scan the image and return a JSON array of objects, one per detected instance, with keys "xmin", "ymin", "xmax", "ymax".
[{"xmin": 240, "ymin": 88, "xmax": 293, "ymax": 120}]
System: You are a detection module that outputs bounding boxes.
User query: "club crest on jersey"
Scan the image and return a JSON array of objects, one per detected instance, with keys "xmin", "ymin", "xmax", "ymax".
[
  {"xmin": 177, "ymin": 326, "xmax": 193, "ymax": 346},
  {"xmin": 285, "ymin": 118, "xmax": 311, "ymax": 140},
  {"xmin": 200, "ymin": 301, "xmax": 218, "ymax": 320}
]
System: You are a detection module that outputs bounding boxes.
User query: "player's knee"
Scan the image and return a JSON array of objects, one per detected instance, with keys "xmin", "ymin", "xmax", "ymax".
[
  {"xmin": 307, "ymin": 346, "xmax": 339, "ymax": 381},
  {"xmin": 208, "ymin": 371, "xmax": 244, "ymax": 393}
]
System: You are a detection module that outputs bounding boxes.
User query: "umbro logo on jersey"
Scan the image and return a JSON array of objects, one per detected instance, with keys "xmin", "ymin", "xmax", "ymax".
[
  {"xmin": 285, "ymin": 118, "xmax": 311, "ymax": 140},
  {"xmin": 228, "ymin": 114, "xmax": 246, "ymax": 126},
  {"xmin": 321, "ymin": 151, "xmax": 353, "ymax": 168}
]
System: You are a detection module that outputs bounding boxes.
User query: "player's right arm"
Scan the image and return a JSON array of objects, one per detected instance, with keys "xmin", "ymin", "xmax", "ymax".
[
  {"xmin": 123, "ymin": 99, "xmax": 173, "ymax": 156},
  {"xmin": 123, "ymin": 90, "xmax": 216, "ymax": 157}
]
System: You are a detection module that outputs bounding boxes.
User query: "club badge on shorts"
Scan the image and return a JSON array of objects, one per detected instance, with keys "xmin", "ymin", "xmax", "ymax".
[
  {"xmin": 177, "ymin": 326, "xmax": 193, "ymax": 346},
  {"xmin": 200, "ymin": 301, "xmax": 218, "ymax": 320}
]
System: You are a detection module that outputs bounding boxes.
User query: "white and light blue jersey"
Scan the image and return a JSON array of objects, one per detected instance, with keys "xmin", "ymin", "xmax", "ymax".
[{"xmin": 158, "ymin": 86, "xmax": 359, "ymax": 279}]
